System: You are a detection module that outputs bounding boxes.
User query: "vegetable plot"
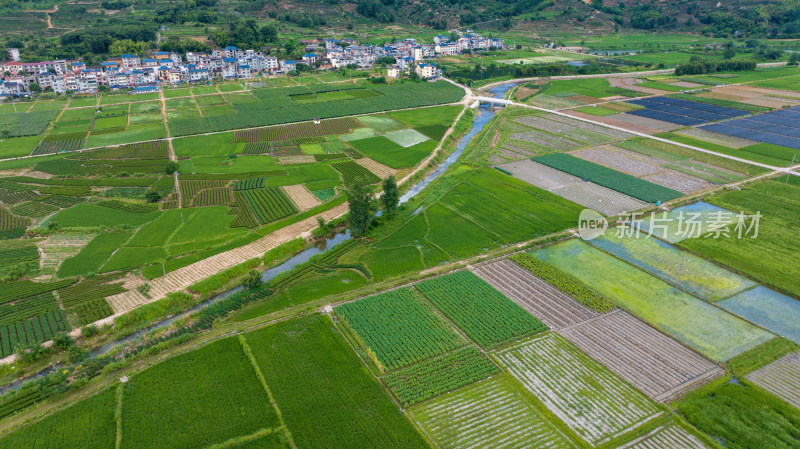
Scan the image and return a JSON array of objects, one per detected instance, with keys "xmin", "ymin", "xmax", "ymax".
[
  {"xmin": 335, "ymin": 287, "xmax": 464, "ymax": 372},
  {"xmin": 416, "ymin": 270, "xmax": 548, "ymax": 348},
  {"xmin": 241, "ymin": 187, "xmax": 297, "ymax": 224}
]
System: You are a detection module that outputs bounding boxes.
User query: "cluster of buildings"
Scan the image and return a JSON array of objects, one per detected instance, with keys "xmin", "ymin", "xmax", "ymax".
[{"xmin": 0, "ymin": 32, "xmax": 504, "ymax": 98}]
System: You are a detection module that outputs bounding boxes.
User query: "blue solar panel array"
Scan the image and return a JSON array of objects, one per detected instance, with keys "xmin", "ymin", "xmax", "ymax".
[
  {"xmin": 700, "ymin": 106, "xmax": 800, "ymax": 150},
  {"xmin": 626, "ymin": 97, "xmax": 750, "ymax": 126}
]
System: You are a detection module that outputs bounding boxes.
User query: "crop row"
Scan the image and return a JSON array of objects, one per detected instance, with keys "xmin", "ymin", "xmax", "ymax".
[
  {"xmin": 10, "ymin": 201, "xmax": 59, "ymax": 218},
  {"xmin": 241, "ymin": 187, "xmax": 297, "ymax": 224},
  {"xmin": 0, "ymin": 110, "xmax": 59, "ymax": 137},
  {"xmin": 0, "ymin": 279, "xmax": 76, "ymax": 305},
  {"xmin": 86, "ymin": 141, "xmax": 169, "ymax": 160},
  {"xmin": 232, "ymin": 117, "xmax": 362, "ymax": 143},
  {"xmin": 58, "ymin": 275, "xmax": 126, "ymax": 308},
  {"xmin": 68, "ymin": 298, "xmax": 115, "ymax": 326},
  {"xmin": 335, "ymin": 287, "xmax": 464, "ymax": 372},
  {"xmin": 383, "ymin": 346, "xmax": 500, "ymax": 407},
  {"xmin": 416, "ymin": 271, "xmax": 548, "ymax": 349},
  {"xmin": 229, "ymin": 193, "xmax": 259, "ymax": 228},
  {"xmin": 32, "ymin": 138, "xmax": 85, "ymax": 156},
  {"xmin": 97, "ymin": 199, "xmax": 159, "ymax": 214},
  {"xmin": 534, "ymin": 153, "xmax": 684, "ymax": 203},
  {"xmin": 0, "ymin": 246, "xmax": 38, "ymax": 266},
  {"xmin": 332, "ymin": 160, "xmax": 380, "ymax": 187},
  {"xmin": 0, "ymin": 207, "xmax": 30, "ymax": 232},
  {"xmin": 41, "ymin": 195, "xmax": 85, "ymax": 208},
  {"xmin": 179, "ymin": 179, "xmax": 228, "ymax": 207},
  {"xmin": 0, "ymin": 293, "xmax": 58, "ymax": 328},
  {"xmin": 171, "ymin": 82, "xmax": 463, "ymax": 137},
  {"xmin": 191, "ymin": 187, "xmax": 233, "ymax": 207},
  {"xmin": 0, "ymin": 189, "xmax": 41, "ymax": 204},
  {"xmin": 231, "ymin": 177, "xmax": 266, "ymax": 190},
  {"xmin": 0, "ymin": 310, "xmax": 70, "ymax": 358},
  {"xmin": 509, "ymin": 253, "xmax": 616, "ymax": 313}
]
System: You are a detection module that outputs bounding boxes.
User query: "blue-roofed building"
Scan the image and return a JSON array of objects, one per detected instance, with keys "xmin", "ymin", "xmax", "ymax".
[{"xmin": 302, "ymin": 53, "xmax": 319, "ymax": 64}]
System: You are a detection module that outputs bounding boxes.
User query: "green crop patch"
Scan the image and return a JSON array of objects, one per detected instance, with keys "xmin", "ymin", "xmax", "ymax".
[
  {"xmin": 51, "ymin": 203, "xmax": 160, "ymax": 228},
  {"xmin": 241, "ymin": 188, "xmax": 297, "ymax": 224},
  {"xmin": 245, "ymin": 314, "xmax": 429, "ymax": 449},
  {"xmin": 0, "ymin": 310, "xmax": 70, "ymax": 357},
  {"xmin": 510, "ymin": 253, "xmax": 616, "ymax": 313},
  {"xmin": 383, "ymin": 346, "xmax": 500, "ymax": 406},
  {"xmin": 416, "ymin": 271, "xmax": 547, "ymax": 348},
  {"xmin": 58, "ymin": 232, "xmax": 132, "ymax": 278},
  {"xmin": 534, "ymin": 153, "xmax": 683, "ymax": 203},
  {"xmin": 0, "ymin": 388, "xmax": 116, "ymax": 449},
  {"xmin": 120, "ymin": 337, "xmax": 278, "ymax": 449},
  {"xmin": 331, "ymin": 160, "xmax": 381, "ymax": 186},
  {"xmin": 335, "ymin": 287, "xmax": 465, "ymax": 372}
]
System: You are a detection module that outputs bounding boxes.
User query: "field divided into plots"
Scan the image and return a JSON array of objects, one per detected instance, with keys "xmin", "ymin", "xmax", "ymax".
[
  {"xmin": 533, "ymin": 239, "xmax": 774, "ymax": 361},
  {"xmin": 246, "ymin": 315, "xmax": 429, "ymax": 449},
  {"xmin": 701, "ymin": 106, "xmax": 800, "ymax": 150},
  {"xmin": 120, "ymin": 338, "xmax": 279, "ymax": 449},
  {"xmin": 627, "ymin": 96, "xmax": 749, "ymax": 126},
  {"xmin": 410, "ymin": 376, "xmax": 577, "ymax": 449},
  {"xmin": 588, "ymin": 227, "xmax": 755, "ymax": 302},
  {"xmin": 382, "ymin": 346, "xmax": 500, "ymax": 407},
  {"xmin": 240, "ymin": 187, "xmax": 298, "ymax": 224},
  {"xmin": 497, "ymin": 159, "xmax": 649, "ymax": 216},
  {"xmin": 534, "ymin": 153, "xmax": 684, "ymax": 203},
  {"xmin": 746, "ymin": 350, "xmax": 800, "ymax": 409},
  {"xmin": 416, "ymin": 271, "xmax": 548, "ymax": 349},
  {"xmin": 497, "ymin": 334, "xmax": 662, "ymax": 445},
  {"xmin": 472, "ymin": 259, "xmax": 598, "ymax": 330},
  {"xmin": 559, "ymin": 310, "xmax": 723, "ymax": 402},
  {"xmin": 334, "ymin": 287, "xmax": 464, "ymax": 372}
]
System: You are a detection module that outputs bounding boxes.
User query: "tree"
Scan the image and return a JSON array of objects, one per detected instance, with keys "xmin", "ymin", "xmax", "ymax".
[
  {"xmin": 165, "ymin": 161, "xmax": 179, "ymax": 174},
  {"xmin": 53, "ymin": 332, "xmax": 74, "ymax": 350},
  {"xmin": 381, "ymin": 175, "xmax": 399, "ymax": 217},
  {"xmin": 723, "ymin": 47, "xmax": 736, "ymax": 59},
  {"xmin": 346, "ymin": 180, "xmax": 377, "ymax": 236},
  {"xmin": 29, "ymin": 83, "xmax": 41, "ymax": 93},
  {"xmin": 48, "ymin": 221, "xmax": 60, "ymax": 231},
  {"xmin": 109, "ymin": 39, "xmax": 149, "ymax": 56},
  {"xmin": 790, "ymin": 52, "xmax": 800, "ymax": 66},
  {"xmin": 68, "ymin": 345, "xmax": 88, "ymax": 364},
  {"xmin": 145, "ymin": 190, "xmax": 162, "ymax": 203},
  {"xmin": 18, "ymin": 342, "xmax": 47, "ymax": 363},
  {"xmin": 242, "ymin": 270, "xmax": 262, "ymax": 290}
]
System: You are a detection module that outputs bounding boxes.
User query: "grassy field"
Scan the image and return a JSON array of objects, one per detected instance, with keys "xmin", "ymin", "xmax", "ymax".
[
  {"xmin": 678, "ymin": 380, "xmax": 800, "ymax": 448},
  {"xmin": 679, "ymin": 179, "xmax": 800, "ymax": 298},
  {"xmin": 120, "ymin": 337, "xmax": 279, "ymax": 449},
  {"xmin": 245, "ymin": 314, "xmax": 429, "ymax": 448},
  {"xmin": 533, "ymin": 239, "xmax": 774, "ymax": 361},
  {"xmin": 0, "ymin": 388, "xmax": 116, "ymax": 449}
]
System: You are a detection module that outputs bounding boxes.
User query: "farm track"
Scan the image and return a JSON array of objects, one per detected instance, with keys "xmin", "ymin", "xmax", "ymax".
[
  {"xmin": 619, "ymin": 423, "xmax": 710, "ymax": 449},
  {"xmin": 106, "ymin": 203, "xmax": 348, "ymax": 314},
  {"xmin": 558, "ymin": 310, "xmax": 723, "ymax": 403},
  {"xmin": 472, "ymin": 259, "xmax": 597, "ymax": 329},
  {"xmin": 746, "ymin": 350, "xmax": 800, "ymax": 408}
]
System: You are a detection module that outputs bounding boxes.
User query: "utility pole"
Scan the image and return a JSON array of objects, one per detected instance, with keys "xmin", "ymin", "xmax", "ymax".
[{"xmin": 787, "ymin": 154, "xmax": 796, "ymax": 184}]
